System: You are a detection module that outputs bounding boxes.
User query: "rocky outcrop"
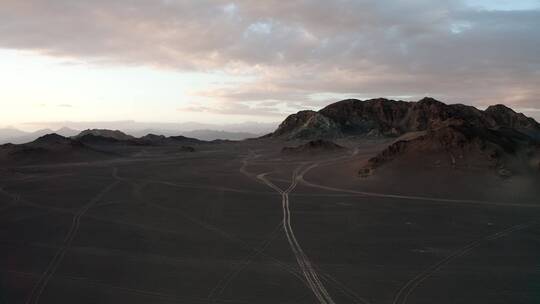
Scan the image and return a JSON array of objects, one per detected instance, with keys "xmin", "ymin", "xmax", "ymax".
[
  {"xmin": 282, "ymin": 140, "xmax": 345, "ymax": 154},
  {"xmin": 362, "ymin": 124, "xmax": 540, "ymax": 175},
  {"xmin": 484, "ymin": 105, "xmax": 540, "ymax": 140},
  {"xmin": 271, "ymin": 110, "xmax": 341, "ymax": 139}
]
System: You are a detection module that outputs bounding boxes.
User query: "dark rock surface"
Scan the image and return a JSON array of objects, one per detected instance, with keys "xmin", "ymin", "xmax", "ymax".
[{"xmin": 282, "ymin": 140, "xmax": 345, "ymax": 154}]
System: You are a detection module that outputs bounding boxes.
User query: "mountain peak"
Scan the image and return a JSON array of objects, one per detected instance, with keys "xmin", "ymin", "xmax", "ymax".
[
  {"xmin": 417, "ymin": 97, "xmax": 443, "ymax": 105},
  {"xmin": 33, "ymin": 133, "xmax": 70, "ymax": 144},
  {"xmin": 485, "ymin": 104, "xmax": 516, "ymax": 114}
]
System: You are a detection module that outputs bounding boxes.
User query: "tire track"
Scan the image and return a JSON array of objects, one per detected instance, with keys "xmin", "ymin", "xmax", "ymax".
[
  {"xmin": 243, "ymin": 152, "xmax": 370, "ymax": 304},
  {"xmin": 11, "ymin": 270, "xmax": 250, "ymax": 304},
  {"xmin": 118, "ymin": 173, "xmax": 311, "ymax": 297},
  {"xmin": 12, "ymin": 184, "xmax": 307, "ymax": 289},
  {"xmin": 207, "ymin": 222, "xmax": 283, "ymax": 303},
  {"xmin": 392, "ymin": 222, "xmax": 536, "ymax": 304},
  {"xmin": 298, "ymin": 165, "xmax": 540, "ymax": 209},
  {"xmin": 24, "ymin": 168, "xmax": 120, "ymax": 304},
  {"xmin": 258, "ymin": 165, "xmax": 337, "ymax": 304}
]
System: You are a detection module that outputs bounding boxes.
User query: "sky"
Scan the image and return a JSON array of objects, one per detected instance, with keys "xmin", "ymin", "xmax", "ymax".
[{"xmin": 1, "ymin": 0, "xmax": 539, "ymax": 131}]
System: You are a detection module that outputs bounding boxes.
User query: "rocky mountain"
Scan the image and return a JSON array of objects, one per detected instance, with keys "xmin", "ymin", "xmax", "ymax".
[
  {"xmin": 272, "ymin": 97, "xmax": 540, "ymax": 140},
  {"xmin": 271, "ymin": 97, "xmax": 540, "ymax": 175}
]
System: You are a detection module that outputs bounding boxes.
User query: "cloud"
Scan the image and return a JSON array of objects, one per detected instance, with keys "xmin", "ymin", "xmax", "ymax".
[
  {"xmin": 178, "ymin": 100, "xmax": 286, "ymax": 117},
  {"xmin": 1, "ymin": 0, "xmax": 538, "ymax": 116}
]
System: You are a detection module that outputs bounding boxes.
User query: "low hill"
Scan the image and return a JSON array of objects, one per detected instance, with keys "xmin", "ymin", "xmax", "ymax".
[
  {"xmin": 0, "ymin": 134, "xmax": 112, "ymax": 165},
  {"xmin": 135, "ymin": 134, "xmax": 203, "ymax": 146},
  {"xmin": 74, "ymin": 130, "xmax": 203, "ymax": 146},
  {"xmin": 75, "ymin": 129, "xmax": 135, "ymax": 141}
]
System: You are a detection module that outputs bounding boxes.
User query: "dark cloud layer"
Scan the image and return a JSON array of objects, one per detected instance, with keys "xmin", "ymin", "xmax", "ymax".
[{"xmin": 1, "ymin": 0, "xmax": 539, "ymax": 117}]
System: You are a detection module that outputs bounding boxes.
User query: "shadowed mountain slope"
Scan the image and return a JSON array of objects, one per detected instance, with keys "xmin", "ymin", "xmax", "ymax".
[{"xmin": 282, "ymin": 139, "xmax": 345, "ymax": 155}]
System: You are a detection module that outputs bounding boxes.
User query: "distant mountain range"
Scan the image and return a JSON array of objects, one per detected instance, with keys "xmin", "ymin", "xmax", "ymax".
[
  {"xmin": 0, "ymin": 127, "xmax": 80, "ymax": 144},
  {"xmin": 0, "ymin": 129, "xmax": 206, "ymax": 165},
  {"xmin": 0, "ymin": 127, "xmax": 264, "ymax": 144},
  {"xmin": 3, "ymin": 98, "xmax": 539, "ymax": 175}
]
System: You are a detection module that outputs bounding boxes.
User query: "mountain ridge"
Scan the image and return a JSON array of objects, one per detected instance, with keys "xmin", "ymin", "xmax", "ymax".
[
  {"xmin": 270, "ymin": 97, "xmax": 540, "ymax": 175},
  {"xmin": 271, "ymin": 97, "xmax": 540, "ymax": 140}
]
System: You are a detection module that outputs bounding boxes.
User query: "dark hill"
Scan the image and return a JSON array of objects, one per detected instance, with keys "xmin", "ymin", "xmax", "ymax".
[
  {"xmin": 134, "ymin": 134, "xmax": 202, "ymax": 146},
  {"xmin": 0, "ymin": 134, "xmax": 112, "ymax": 165},
  {"xmin": 75, "ymin": 129, "xmax": 134, "ymax": 141},
  {"xmin": 32, "ymin": 133, "xmax": 75, "ymax": 145},
  {"xmin": 75, "ymin": 131, "xmax": 203, "ymax": 146},
  {"xmin": 282, "ymin": 140, "xmax": 345, "ymax": 154}
]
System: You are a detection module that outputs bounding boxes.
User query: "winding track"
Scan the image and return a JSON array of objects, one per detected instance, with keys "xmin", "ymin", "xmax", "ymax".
[
  {"xmin": 245, "ymin": 147, "xmax": 540, "ymax": 304},
  {"xmin": 392, "ymin": 222, "xmax": 536, "ymax": 304},
  {"xmin": 300, "ymin": 174, "xmax": 540, "ymax": 208},
  {"xmin": 24, "ymin": 168, "xmax": 120, "ymax": 304},
  {"xmin": 8, "ymin": 177, "xmax": 310, "ymax": 294}
]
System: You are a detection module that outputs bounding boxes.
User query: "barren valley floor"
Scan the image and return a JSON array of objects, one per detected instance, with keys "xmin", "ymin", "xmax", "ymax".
[{"xmin": 1, "ymin": 140, "xmax": 539, "ymax": 304}]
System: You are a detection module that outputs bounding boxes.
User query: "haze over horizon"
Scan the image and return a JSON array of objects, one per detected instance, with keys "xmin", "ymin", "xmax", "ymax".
[{"xmin": 1, "ymin": 0, "xmax": 540, "ymax": 131}]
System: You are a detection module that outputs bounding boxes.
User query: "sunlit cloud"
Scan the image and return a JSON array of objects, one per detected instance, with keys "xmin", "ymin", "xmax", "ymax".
[{"xmin": 0, "ymin": 0, "xmax": 539, "ymax": 128}]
